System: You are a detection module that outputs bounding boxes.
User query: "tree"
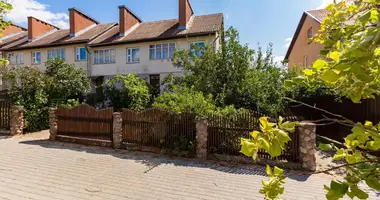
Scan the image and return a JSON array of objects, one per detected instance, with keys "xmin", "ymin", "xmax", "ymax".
[
  {"xmin": 242, "ymin": 1, "xmax": 380, "ymax": 199},
  {"xmin": 45, "ymin": 58, "xmax": 91, "ymax": 100},
  {"xmin": 0, "ymin": 0, "xmax": 12, "ymax": 67},
  {"xmin": 103, "ymin": 74, "xmax": 150, "ymax": 111},
  {"xmin": 4, "ymin": 59, "xmax": 91, "ymax": 131}
]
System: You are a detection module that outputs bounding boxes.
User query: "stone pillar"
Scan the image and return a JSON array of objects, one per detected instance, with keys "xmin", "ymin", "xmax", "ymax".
[
  {"xmin": 49, "ymin": 108, "xmax": 57, "ymax": 141},
  {"xmin": 196, "ymin": 119, "xmax": 208, "ymax": 159},
  {"xmin": 10, "ymin": 105, "xmax": 24, "ymax": 135},
  {"xmin": 298, "ymin": 122, "xmax": 317, "ymax": 171},
  {"xmin": 113, "ymin": 112, "xmax": 122, "ymax": 149}
]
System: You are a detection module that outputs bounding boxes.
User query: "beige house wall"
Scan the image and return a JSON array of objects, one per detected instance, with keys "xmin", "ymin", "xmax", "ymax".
[
  {"xmin": 288, "ymin": 15, "xmax": 325, "ymax": 68},
  {"xmin": 89, "ymin": 35, "xmax": 217, "ymax": 77},
  {"xmin": 4, "ymin": 44, "xmax": 88, "ymax": 72}
]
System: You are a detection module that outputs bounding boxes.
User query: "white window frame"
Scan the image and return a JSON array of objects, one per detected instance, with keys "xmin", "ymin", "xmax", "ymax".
[
  {"xmin": 47, "ymin": 48, "xmax": 66, "ymax": 60},
  {"xmin": 127, "ymin": 47, "xmax": 140, "ymax": 63},
  {"xmin": 308, "ymin": 27, "xmax": 313, "ymax": 41},
  {"xmin": 303, "ymin": 56, "xmax": 308, "ymax": 67},
  {"xmin": 32, "ymin": 51, "xmax": 41, "ymax": 65},
  {"xmin": 149, "ymin": 43, "xmax": 176, "ymax": 60},
  {"xmin": 8, "ymin": 53, "xmax": 24, "ymax": 65},
  {"xmin": 75, "ymin": 47, "xmax": 87, "ymax": 61},
  {"xmin": 93, "ymin": 49, "xmax": 116, "ymax": 64}
]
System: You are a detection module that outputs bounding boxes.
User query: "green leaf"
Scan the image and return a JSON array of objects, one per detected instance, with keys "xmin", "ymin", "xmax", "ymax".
[
  {"xmin": 349, "ymin": 93, "xmax": 362, "ymax": 103},
  {"xmin": 283, "ymin": 80, "xmax": 295, "ymax": 88},
  {"xmin": 313, "ymin": 59, "xmax": 328, "ymax": 70},
  {"xmin": 350, "ymin": 186, "xmax": 369, "ymax": 199},
  {"xmin": 273, "ymin": 166, "xmax": 283, "ymax": 177},
  {"xmin": 292, "ymin": 76, "xmax": 304, "ymax": 84},
  {"xmin": 250, "ymin": 131, "xmax": 260, "ymax": 138},
  {"xmin": 319, "ymin": 143, "xmax": 333, "ymax": 150},
  {"xmin": 328, "ymin": 51, "xmax": 340, "ymax": 62},
  {"xmin": 358, "ymin": 10, "xmax": 371, "ymax": 23},
  {"xmin": 265, "ymin": 165, "xmax": 272, "ymax": 176},
  {"xmin": 304, "ymin": 69, "xmax": 316, "ymax": 76},
  {"xmin": 321, "ymin": 70, "xmax": 340, "ymax": 83},
  {"xmin": 240, "ymin": 138, "xmax": 255, "ymax": 157},
  {"xmin": 365, "ymin": 178, "xmax": 380, "ymax": 190},
  {"xmin": 330, "ymin": 181, "xmax": 349, "ymax": 195},
  {"xmin": 374, "ymin": 48, "xmax": 380, "ymax": 56},
  {"xmin": 267, "ymin": 139, "xmax": 282, "ymax": 157},
  {"xmin": 333, "ymin": 149, "xmax": 345, "ymax": 161}
]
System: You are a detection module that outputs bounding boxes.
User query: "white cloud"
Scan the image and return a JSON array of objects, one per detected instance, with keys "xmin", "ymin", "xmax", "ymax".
[
  {"xmin": 272, "ymin": 55, "xmax": 285, "ymax": 65},
  {"xmin": 284, "ymin": 37, "xmax": 292, "ymax": 48},
  {"xmin": 317, "ymin": 0, "xmax": 345, "ymax": 9},
  {"xmin": 5, "ymin": 0, "xmax": 69, "ymax": 29}
]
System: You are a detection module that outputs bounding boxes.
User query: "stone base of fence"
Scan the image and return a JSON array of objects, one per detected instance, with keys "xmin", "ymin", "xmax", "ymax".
[
  {"xmin": 196, "ymin": 119, "xmax": 208, "ymax": 160},
  {"xmin": 112, "ymin": 112, "xmax": 122, "ymax": 149},
  {"xmin": 49, "ymin": 108, "xmax": 57, "ymax": 141},
  {"xmin": 10, "ymin": 105, "xmax": 24, "ymax": 135},
  {"xmin": 298, "ymin": 122, "xmax": 317, "ymax": 172},
  {"xmin": 56, "ymin": 135, "xmax": 113, "ymax": 148}
]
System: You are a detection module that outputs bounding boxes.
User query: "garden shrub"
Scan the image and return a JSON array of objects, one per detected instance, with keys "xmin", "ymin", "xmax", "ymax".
[
  {"xmin": 103, "ymin": 74, "xmax": 150, "ymax": 111},
  {"xmin": 3, "ymin": 58, "xmax": 91, "ymax": 132}
]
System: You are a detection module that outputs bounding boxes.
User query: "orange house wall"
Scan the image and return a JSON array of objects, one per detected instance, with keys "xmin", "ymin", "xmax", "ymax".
[{"xmin": 288, "ymin": 15, "xmax": 325, "ymax": 68}]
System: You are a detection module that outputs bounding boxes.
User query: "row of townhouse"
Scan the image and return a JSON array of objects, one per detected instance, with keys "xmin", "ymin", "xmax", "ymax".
[{"xmin": 0, "ymin": 0, "xmax": 223, "ymax": 93}]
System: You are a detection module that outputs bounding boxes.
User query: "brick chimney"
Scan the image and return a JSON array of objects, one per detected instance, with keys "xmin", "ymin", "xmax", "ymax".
[
  {"xmin": 179, "ymin": 0, "xmax": 194, "ymax": 30},
  {"xmin": 28, "ymin": 17, "xmax": 59, "ymax": 41},
  {"xmin": 69, "ymin": 8, "xmax": 99, "ymax": 37},
  {"xmin": 119, "ymin": 5, "xmax": 142, "ymax": 37},
  {"xmin": 1, "ymin": 24, "xmax": 26, "ymax": 37}
]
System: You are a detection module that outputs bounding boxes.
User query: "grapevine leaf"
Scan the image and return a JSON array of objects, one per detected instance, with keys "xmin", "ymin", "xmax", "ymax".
[{"xmin": 319, "ymin": 143, "xmax": 333, "ymax": 150}]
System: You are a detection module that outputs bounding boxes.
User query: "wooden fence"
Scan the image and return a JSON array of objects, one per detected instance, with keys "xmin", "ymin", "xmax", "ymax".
[
  {"xmin": 122, "ymin": 108, "xmax": 196, "ymax": 152},
  {"xmin": 207, "ymin": 111, "xmax": 300, "ymax": 162},
  {"xmin": 56, "ymin": 104, "xmax": 113, "ymax": 141},
  {"xmin": 0, "ymin": 101, "xmax": 10, "ymax": 130}
]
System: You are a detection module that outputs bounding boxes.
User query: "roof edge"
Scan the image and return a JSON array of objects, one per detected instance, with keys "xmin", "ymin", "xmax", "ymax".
[
  {"xmin": 285, "ymin": 12, "xmax": 307, "ymax": 60},
  {"xmin": 68, "ymin": 7, "xmax": 100, "ymax": 24},
  {"xmin": 11, "ymin": 23, "xmax": 27, "ymax": 31},
  {"xmin": 27, "ymin": 16, "xmax": 61, "ymax": 30},
  {"xmin": 89, "ymin": 31, "xmax": 217, "ymax": 47},
  {"xmin": 118, "ymin": 5, "xmax": 143, "ymax": 23}
]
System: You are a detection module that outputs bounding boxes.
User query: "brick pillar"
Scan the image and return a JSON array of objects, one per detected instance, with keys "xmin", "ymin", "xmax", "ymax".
[
  {"xmin": 49, "ymin": 108, "xmax": 57, "ymax": 141},
  {"xmin": 298, "ymin": 122, "xmax": 317, "ymax": 171},
  {"xmin": 113, "ymin": 112, "xmax": 122, "ymax": 149},
  {"xmin": 196, "ymin": 119, "xmax": 208, "ymax": 159},
  {"xmin": 10, "ymin": 105, "xmax": 24, "ymax": 135}
]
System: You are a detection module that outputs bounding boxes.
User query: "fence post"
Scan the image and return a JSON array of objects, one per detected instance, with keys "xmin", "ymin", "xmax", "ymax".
[
  {"xmin": 298, "ymin": 122, "xmax": 317, "ymax": 171},
  {"xmin": 10, "ymin": 105, "xmax": 24, "ymax": 135},
  {"xmin": 49, "ymin": 108, "xmax": 57, "ymax": 141},
  {"xmin": 196, "ymin": 119, "xmax": 208, "ymax": 159},
  {"xmin": 113, "ymin": 112, "xmax": 122, "ymax": 149}
]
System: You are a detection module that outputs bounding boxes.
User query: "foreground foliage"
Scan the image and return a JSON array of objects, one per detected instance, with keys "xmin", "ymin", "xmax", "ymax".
[
  {"xmin": 242, "ymin": 1, "xmax": 380, "ymax": 199},
  {"xmin": 0, "ymin": 0, "xmax": 12, "ymax": 67}
]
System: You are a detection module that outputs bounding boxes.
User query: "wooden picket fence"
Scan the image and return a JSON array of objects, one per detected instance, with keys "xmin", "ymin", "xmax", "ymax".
[
  {"xmin": 207, "ymin": 111, "xmax": 301, "ymax": 162},
  {"xmin": 0, "ymin": 101, "xmax": 11, "ymax": 130},
  {"xmin": 56, "ymin": 104, "xmax": 113, "ymax": 141},
  {"xmin": 122, "ymin": 108, "xmax": 196, "ymax": 152}
]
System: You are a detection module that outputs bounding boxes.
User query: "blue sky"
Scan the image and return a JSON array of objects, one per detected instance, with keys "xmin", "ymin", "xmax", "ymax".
[{"xmin": 5, "ymin": 0, "xmax": 333, "ymax": 61}]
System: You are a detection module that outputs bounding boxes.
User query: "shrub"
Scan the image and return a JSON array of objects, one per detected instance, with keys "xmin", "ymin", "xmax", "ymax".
[
  {"xmin": 103, "ymin": 74, "xmax": 150, "ymax": 111},
  {"xmin": 3, "ymin": 59, "xmax": 91, "ymax": 132}
]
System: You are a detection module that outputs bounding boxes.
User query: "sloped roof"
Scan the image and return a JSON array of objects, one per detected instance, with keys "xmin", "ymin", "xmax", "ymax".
[
  {"xmin": 306, "ymin": 9, "xmax": 330, "ymax": 22},
  {"xmin": 1, "ymin": 23, "xmax": 116, "ymax": 51},
  {"xmin": 90, "ymin": 13, "xmax": 223, "ymax": 46},
  {"xmin": 0, "ymin": 32, "xmax": 27, "ymax": 48}
]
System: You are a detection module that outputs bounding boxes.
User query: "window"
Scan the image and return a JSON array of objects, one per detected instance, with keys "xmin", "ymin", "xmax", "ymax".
[
  {"xmin": 308, "ymin": 27, "xmax": 313, "ymax": 41},
  {"xmin": 75, "ymin": 47, "xmax": 87, "ymax": 61},
  {"xmin": 127, "ymin": 48, "xmax": 140, "ymax": 63},
  {"xmin": 149, "ymin": 43, "xmax": 176, "ymax": 60},
  {"xmin": 190, "ymin": 41, "xmax": 205, "ymax": 57},
  {"xmin": 303, "ymin": 56, "xmax": 308, "ymax": 67},
  {"xmin": 8, "ymin": 53, "xmax": 24, "ymax": 65},
  {"xmin": 47, "ymin": 48, "xmax": 65, "ymax": 60},
  {"xmin": 32, "ymin": 51, "xmax": 41, "ymax": 65},
  {"xmin": 94, "ymin": 49, "xmax": 116, "ymax": 64}
]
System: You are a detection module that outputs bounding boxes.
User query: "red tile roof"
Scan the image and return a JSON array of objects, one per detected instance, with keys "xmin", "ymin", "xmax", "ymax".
[
  {"xmin": 0, "ymin": 32, "xmax": 27, "ymax": 48},
  {"xmin": 90, "ymin": 13, "xmax": 223, "ymax": 46},
  {"xmin": 1, "ymin": 23, "xmax": 116, "ymax": 50},
  {"xmin": 306, "ymin": 9, "xmax": 329, "ymax": 22}
]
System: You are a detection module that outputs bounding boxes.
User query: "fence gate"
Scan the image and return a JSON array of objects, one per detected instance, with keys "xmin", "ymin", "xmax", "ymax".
[
  {"xmin": 0, "ymin": 101, "xmax": 10, "ymax": 131},
  {"xmin": 56, "ymin": 104, "xmax": 113, "ymax": 141},
  {"xmin": 122, "ymin": 108, "xmax": 196, "ymax": 150}
]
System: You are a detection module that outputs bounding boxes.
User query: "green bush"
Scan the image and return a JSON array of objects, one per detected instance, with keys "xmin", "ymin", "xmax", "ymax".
[
  {"xmin": 103, "ymin": 74, "xmax": 150, "ymax": 111},
  {"xmin": 3, "ymin": 58, "xmax": 91, "ymax": 132}
]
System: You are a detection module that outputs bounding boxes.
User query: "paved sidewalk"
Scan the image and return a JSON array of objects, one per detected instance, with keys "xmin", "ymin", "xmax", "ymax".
[{"xmin": 0, "ymin": 133, "xmax": 378, "ymax": 200}]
